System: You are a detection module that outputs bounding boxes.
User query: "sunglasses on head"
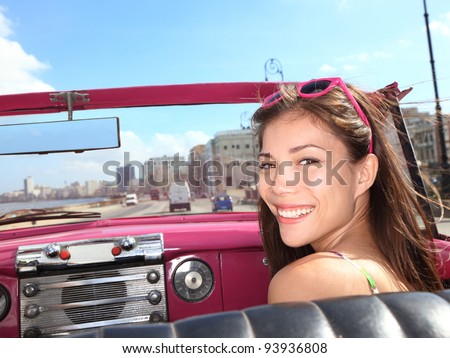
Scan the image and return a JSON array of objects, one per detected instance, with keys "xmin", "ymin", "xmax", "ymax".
[{"xmin": 262, "ymin": 77, "xmax": 373, "ymax": 153}]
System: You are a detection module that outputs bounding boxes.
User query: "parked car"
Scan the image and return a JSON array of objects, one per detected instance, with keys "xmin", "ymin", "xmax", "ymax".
[
  {"xmin": 125, "ymin": 193, "xmax": 138, "ymax": 206},
  {"xmin": 0, "ymin": 82, "xmax": 448, "ymax": 339},
  {"xmin": 212, "ymin": 194, "xmax": 233, "ymax": 212}
]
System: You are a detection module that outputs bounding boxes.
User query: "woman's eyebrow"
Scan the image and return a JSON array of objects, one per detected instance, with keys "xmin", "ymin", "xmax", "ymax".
[
  {"xmin": 289, "ymin": 144, "xmax": 326, "ymax": 154},
  {"xmin": 258, "ymin": 144, "xmax": 326, "ymax": 158},
  {"xmin": 257, "ymin": 152, "xmax": 272, "ymax": 159}
]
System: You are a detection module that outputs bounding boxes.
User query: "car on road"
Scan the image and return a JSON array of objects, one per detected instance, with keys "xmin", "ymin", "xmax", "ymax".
[
  {"xmin": 212, "ymin": 194, "xmax": 233, "ymax": 212},
  {"xmin": 125, "ymin": 193, "xmax": 138, "ymax": 206},
  {"xmin": 168, "ymin": 182, "xmax": 191, "ymax": 212},
  {"xmin": 149, "ymin": 189, "xmax": 160, "ymax": 200},
  {"xmin": 0, "ymin": 82, "xmax": 449, "ymax": 338}
]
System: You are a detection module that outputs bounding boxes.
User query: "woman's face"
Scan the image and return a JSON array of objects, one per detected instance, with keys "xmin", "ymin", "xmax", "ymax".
[{"xmin": 257, "ymin": 111, "xmax": 366, "ymax": 251}]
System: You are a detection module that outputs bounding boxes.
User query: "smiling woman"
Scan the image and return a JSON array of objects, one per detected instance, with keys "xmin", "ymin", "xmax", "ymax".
[{"xmin": 253, "ymin": 78, "xmax": 444, "ymax": 302}]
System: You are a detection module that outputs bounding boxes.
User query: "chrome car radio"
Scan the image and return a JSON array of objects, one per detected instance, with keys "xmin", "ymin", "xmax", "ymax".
[{"xmin": 16, "ymin": 233, "xmax": 166, "ymax": 337}]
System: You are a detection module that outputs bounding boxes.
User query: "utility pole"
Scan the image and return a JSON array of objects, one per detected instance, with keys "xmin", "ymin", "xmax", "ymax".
[{"xmin": 423, "ymin": 0, "xmax": 450, "ymax": 198}]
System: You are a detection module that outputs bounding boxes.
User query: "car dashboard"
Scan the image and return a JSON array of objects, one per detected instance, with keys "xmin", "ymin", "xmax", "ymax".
[{"xmin": 0, "ymin": 212, "xmax": 270, "ymax": 337}]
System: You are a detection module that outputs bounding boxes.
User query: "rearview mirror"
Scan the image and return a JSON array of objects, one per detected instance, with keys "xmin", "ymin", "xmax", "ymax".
[{"xmin": 0, "ymin": 117, "xmax": 121, "ymax": 155}]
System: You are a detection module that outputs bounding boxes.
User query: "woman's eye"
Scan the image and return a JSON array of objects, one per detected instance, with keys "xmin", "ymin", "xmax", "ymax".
[
  {"xmin": 298, "ymin": 158, "xmax": 319, "ymax": 165},
  {"xmin": 258, "ymin": 162, "xmax": 275, "ymax": 170}
]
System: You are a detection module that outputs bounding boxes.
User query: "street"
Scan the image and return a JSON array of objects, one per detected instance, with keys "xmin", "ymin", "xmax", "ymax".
[
  {"xmin": 99, "ymin": 197, "xmax": 257, "ymax": 219},
  {"xmin": 97, "ymin": 197, "xmax": 450, "ymax": 236}
]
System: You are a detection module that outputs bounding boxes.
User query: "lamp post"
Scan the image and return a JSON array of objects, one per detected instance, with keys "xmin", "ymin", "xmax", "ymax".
[
  {"xmin": 240, "ymin": 111, "xmax": 251, "ymax": 129},
  {"xmin": 423, "ymin": 0, "xmax": 450, "ymax": 198},
  {"xmin": 264, "ymin": 58, "xmax": 284, "ymax": 81}
]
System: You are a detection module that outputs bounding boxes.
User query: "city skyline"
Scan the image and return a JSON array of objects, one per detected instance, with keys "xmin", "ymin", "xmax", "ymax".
[{"xmin": 2, "ymin": 103, "xmax": 447, "ymax": 202}]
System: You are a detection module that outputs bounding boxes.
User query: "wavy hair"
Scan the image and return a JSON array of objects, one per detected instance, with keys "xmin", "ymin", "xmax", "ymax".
[{"xmin": 251, "ymin": 82, "xmax": 443, "ymax": 291}]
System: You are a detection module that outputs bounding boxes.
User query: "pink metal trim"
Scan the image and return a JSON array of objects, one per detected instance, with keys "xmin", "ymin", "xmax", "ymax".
[{"xmin": 0, "ymin": 82, "xmax": 280, "ymax": 117}]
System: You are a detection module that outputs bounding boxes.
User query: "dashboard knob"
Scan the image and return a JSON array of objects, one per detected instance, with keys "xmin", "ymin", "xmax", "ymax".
[
  {"xmin": 23, "ymin": 283, "xmax": 38, "ymax": 297},
  {"xmin": 44, "ymin": 243, "xmax": 60, "ymax": 258},
  {"xmin": 24, "ymin": 304, "xmax": 40, "ymax": 319},
  {"xmin": 149, "ymin": 312, "xmax": 163, "ymax": 323},
  {"xmin": 148, "ymin": 290, "xmax": 162, "ymax": 305},
  {"xmin": 120, "ymin": 236, "xmax": 136, "ymax": 251},
  {"xmin": 23, "ymin": 327, "xmax": 41, "ymax": 338},
  {"xmin": 147, "ymin": 270, "xmax": 160, "ymax": 284}
]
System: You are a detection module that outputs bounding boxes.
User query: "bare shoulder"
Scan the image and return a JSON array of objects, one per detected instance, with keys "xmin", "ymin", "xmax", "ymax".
[{"xmin": 267, "ymin": 252, "xmax": 368, "ymax": 303}]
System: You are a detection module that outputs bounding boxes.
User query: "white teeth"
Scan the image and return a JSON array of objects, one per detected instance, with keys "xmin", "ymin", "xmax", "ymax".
[{"xmin": 277, "ymin": 207, "xmax": 314, "ymax": 218}]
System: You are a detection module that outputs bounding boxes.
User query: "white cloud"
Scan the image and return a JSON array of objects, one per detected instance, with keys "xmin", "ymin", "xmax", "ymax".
[
  {"xmin": 0, "ymin": 7, "xmax": 54, "ymax": 94},
  {"xmin": 119, "ymin": 130, "xmax": 153, "ymax": 161},
  {"xmin": 63, "ymin": 159, "xmax": 104, "ymax": 175},
  {"xmin": 337, "ymin": 0, "xmax": 350, "ymax": 10},
  {"xmin": 356, "ymin": 53, "xmax": 370, "ymax": 62},
  {"xmin": 59, "ymin": 130, "xmax": 211, "ymax": 182},
  {"xmin": 60, "ymin": 130, "xmax": 151, "ymax": 177},
  {"xmin": 319, "ymin": 64, "xmax": 338, "ymax": 73},
  {"xmin": 330, "ymin": 50, "xmax": 392, "ymax": 74},
  {"xmin": 342, "ymin": 64, "xmax": 357, "ymax": 72},
  {"xmin": 150, "ymin": 130, "xmax": 210, "ymax": 158},
  {"xmin": 372, "ymin": 51, "xmax": 392, "ymax": 59},
  {"xmin": 430, "ymin": 18, "xmax": 450, "ymax": 37},
  {"xmin": 0, "ymin": 6, "xmax": 12, "ymax": 37}
]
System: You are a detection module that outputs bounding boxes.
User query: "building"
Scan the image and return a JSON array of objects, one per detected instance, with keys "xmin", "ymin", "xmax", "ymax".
[
  {"xmin": 146, "ymin": 154, "xmax": 187, "ymax": 189},
  {"xmin": 85, "ymin": 180, "xmax": 100, "ymax": 196},
  {"xmin": 188, "ymin": 144, "xmax": 207, "ymax": 197},
  {"xmin": 116, "ymin": 164, "xmax": 137, "ymax": 193},
  {"xmin": 403, "ymin": 107, "xmax": 450, "ymax": 169},
  {"xmin": 205, "ymin": 129, "xmax": 259, "ymax": 194},
  {"xmin": 403, "ymin": 107, "xmax": 438, "ymax": 166},
  {"xmin": 24, "ymin": 176, "xmax": 34, "ymax": 200},
  {"xmin": 211, "ymin": 129, "xmax": 258, "ymax": 161}
]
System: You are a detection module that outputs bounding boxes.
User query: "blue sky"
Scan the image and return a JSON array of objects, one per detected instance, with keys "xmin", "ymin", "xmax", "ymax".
[{"xmin": 0, "ymin": 0, "xmax": 450, "ymax": 192}]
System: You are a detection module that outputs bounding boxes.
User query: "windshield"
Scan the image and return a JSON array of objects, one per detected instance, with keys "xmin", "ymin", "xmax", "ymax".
[
  {"xmin": 0, "ymin": 1, "xmax": 449, "ymax": 235},
  {"xmin": 0, "ymin": 102, "xmax": 265, "ymax": 229}
]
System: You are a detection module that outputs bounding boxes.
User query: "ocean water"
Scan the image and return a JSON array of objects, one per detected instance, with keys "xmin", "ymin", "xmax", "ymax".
[{"xmin": 0, "ymin": 197, "xmax": 107, "ymax": 215}]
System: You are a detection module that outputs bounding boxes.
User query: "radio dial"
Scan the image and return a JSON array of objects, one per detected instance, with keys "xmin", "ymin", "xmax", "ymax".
[
  {"xmin": 23, "ymin": 327, "xmax": 41, "ymax": 338},
  {"xmin": 148, "ymin": 290, "xmax": 162, "ymax": 305},
  {"xmin": 147, "ymin": 270, "xmax": 160, "ymax": 283},
  {"xmin": 173, "ymin": 260, "xmax": 214, "ymax": 302},
  {"xmin": 23, "ymin": 283, "xmax": 38, "ymax": 297},
  {"xmin": 24, "ymin": 304, "xmax": 40, "ymax": 319},
  {"xmin": 149, "ymin": 312, "xmax": 163, "ymax": 323}
]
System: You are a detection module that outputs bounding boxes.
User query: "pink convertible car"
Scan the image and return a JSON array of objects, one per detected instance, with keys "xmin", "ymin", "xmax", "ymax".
[{"xmin": 0, "ymin": 82, "xmax": 449, "ymax": 338}]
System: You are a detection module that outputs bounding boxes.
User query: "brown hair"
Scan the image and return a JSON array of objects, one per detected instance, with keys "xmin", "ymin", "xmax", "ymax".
[{"xmin": 252, "ymin": 82, "xmax": 443, "ymax": 291}]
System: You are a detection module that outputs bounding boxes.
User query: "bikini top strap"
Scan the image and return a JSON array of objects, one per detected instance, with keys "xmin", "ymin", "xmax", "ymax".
[{"xmin": 329, "ymin": 251, "xmax": 379, "ymax": 294}]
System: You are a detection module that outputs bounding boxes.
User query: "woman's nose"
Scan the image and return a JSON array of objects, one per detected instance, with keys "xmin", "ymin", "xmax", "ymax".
[{"xmin": 271, "ymin": 162, "xmax": 301, "ymax": 195}]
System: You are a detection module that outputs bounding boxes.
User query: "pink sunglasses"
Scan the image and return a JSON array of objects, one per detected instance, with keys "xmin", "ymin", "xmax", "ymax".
[{"xmin": 262, "ymin": 77, "xmax": 373, "ymax": 153}]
